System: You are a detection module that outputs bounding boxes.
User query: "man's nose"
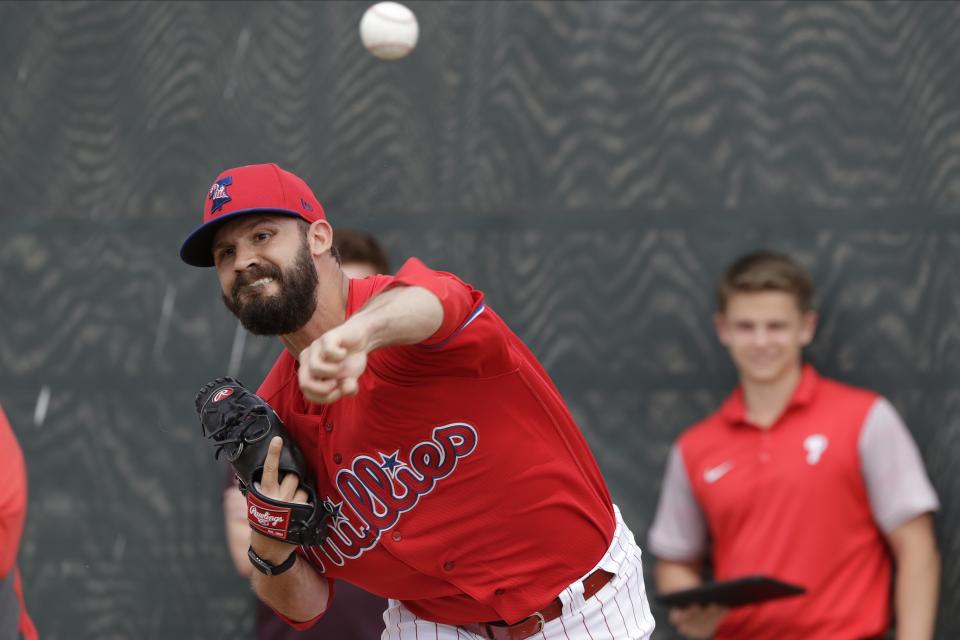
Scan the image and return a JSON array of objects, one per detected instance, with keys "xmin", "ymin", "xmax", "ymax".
[{"xmin": 233, "ymin": 244, "xmax": 259, "ymax": 272}]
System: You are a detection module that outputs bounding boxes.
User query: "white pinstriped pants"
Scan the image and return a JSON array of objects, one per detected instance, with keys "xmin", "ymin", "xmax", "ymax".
[{"xmin": 379, "ymin": 505, "xmax": 655, "ymax": 640}]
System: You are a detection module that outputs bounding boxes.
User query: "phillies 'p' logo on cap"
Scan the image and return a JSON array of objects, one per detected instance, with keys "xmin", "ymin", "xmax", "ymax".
[
  {"xmin": 208, "ymin": 176, "xmax": 233, "ymax": 214},
  {"xmin": 179, "ymin": 163, "xmax": 327, "ymax": 268}
]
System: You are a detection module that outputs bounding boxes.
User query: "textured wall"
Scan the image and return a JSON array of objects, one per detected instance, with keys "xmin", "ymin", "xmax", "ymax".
[{"xmin": 1, "ymin": 1, "xmax": 958, "ymax": 638}]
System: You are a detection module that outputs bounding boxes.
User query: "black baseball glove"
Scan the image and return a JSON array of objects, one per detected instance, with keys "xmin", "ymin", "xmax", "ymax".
[{"xmin": 195, "ymin": 377, "xmax": 332, "ymax": 546}]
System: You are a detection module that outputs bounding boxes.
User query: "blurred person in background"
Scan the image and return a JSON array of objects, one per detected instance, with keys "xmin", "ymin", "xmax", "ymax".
[
  {"xmin": 332, "ymin": 228, "xmax": 391, "ymax": 280},
  {"xmin": 0, "ymin": 404, "xmax": 38, "ymax": 640},
  {"xmin": 223, "ymin": 228, "xmax": 391, "ymax": 639},
  {"xmin": 648, "ymin": 251, "xmax": 940, "ymax": 640}
]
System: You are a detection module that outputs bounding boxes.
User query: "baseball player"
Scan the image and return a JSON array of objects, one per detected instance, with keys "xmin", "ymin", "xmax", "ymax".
[
  {"xmin": 181, "ymin": 163, "xmax": 655, "ymax": 640},
  {"xmin": 648, "ymin": 251, "xmax": 941, "ymax": 639},
  {"xmin": 222, "ymin": 228, "xmax": 391, "ymax": 640},
  {"xmin": 0, "ymin": 404, "xmax": 38, "ymax": 640}
]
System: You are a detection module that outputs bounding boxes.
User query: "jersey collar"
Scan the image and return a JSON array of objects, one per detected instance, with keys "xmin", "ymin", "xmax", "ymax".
[{"xmin": 719, "ymin": 364, "xmax": 820, "ymax": 427}]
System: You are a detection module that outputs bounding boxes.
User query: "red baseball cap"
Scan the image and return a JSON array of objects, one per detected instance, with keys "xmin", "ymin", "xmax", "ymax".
[{"xmin": 180, "ymin": 163, "xmax": 327, "ymax": 267}]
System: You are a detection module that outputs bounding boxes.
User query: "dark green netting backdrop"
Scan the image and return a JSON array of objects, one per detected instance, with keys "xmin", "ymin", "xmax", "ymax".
[{"xmin": 0, "ymin": 2, "xmax": 958, "ymax": 638}]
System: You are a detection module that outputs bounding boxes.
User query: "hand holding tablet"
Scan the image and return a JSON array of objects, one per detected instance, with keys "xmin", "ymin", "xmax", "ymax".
[{"xmin": 657, "ymin": 575, "xmax": 806, "ymax": 609}]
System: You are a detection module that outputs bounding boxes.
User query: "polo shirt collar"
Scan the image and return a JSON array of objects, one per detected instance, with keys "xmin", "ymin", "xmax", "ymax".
[{"xmin": 719, "ymin": 364, "xmax": 820, "ymax": 427}]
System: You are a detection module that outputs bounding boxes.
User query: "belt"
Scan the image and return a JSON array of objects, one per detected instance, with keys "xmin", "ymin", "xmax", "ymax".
[{"xmin": 459, "ymin": 569, "xmax": 615, "ymax": 640}]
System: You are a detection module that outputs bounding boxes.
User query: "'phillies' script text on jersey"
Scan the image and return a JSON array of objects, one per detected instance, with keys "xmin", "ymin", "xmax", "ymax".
[{"xmin": 310, "ymin": 423, "xmax": 478, "ymax": 570}]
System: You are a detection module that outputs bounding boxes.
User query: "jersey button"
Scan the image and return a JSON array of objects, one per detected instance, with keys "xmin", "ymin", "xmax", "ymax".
[
  {"xmin": 443, "ymin": 561, "xmax": 455, "ymax": 571},
  {"xmin": 494, "ymin": 588, "xmax": 505, "ymax": 596},
  {"xmin": 324, "ymin": 421, "xmax": 333, "ymax": 433},
  {"xmin": 333, "ymin": 453, "xmax": 343, "ymax": 465},
  {"xmin": 392, "ymin": 531, "xmax": 402, "ymax": 542}
]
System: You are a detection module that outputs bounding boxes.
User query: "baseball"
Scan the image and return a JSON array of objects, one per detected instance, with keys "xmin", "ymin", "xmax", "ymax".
[{"xmin": 359, "ymin": 2, "xmax": 419, "ymax": 60}]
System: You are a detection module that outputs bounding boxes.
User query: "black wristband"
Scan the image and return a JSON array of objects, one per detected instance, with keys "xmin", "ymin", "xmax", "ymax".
[{"xmin": 248, "ymin": 546, "xmax": 297, "ymax": 576}]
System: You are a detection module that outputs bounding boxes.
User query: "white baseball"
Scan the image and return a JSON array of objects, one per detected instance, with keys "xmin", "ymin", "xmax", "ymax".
[{"xmin": 359, "ymin": 2, "xmax": 419, "ymax": 60}]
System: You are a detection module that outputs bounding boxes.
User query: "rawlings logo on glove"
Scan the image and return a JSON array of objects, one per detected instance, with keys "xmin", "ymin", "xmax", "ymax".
[
  {"xmin": 195, "ymin": 376, "xmax": 333, "ymax": 546},
  {"xmin": 250, "ymin": 505, "xmax": 286, "ymax": 528},
  {"xmin": 247, "ymin": 493, "xmax": 292, "ymax": 539}
]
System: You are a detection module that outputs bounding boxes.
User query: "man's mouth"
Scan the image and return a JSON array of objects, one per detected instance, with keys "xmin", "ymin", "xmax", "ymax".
[
  {"xmin": 235, "ymin": 276, "xmax": 278, "ymax": 300},
  {"xmin": 247, "ymin": 277, "xmax": 275, "ymax": 289}
]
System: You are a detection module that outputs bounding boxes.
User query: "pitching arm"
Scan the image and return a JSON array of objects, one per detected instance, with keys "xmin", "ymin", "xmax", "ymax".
[{"xmin": 298, "ymin": 284, "xmax": 444, "ymax": 405}]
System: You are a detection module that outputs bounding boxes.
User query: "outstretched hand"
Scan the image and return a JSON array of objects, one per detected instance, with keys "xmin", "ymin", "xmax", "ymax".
[{"xmin": 298, "ymin": 322, "xmax": 370, "ymax": 404}]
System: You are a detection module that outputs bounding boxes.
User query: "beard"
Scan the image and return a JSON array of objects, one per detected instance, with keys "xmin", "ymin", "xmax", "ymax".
[{"xmin": 222, "ymin": 239, "xmax": 319, "ymax": 336}]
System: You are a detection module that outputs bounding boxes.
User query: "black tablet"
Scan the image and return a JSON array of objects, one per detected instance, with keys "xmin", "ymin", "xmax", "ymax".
[{"xmin": 656, "ymin": 575, "xmax": 806, "ymax": 608}]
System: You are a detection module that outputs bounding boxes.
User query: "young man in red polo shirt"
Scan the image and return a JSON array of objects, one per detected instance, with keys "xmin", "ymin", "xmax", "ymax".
[
  {"xmin": 648, "ymin": 251, "xmax": 941, "ymax": 639},
  {"xmin": 181, "ymin": 163, "xmax": 655, "ymax": 640}
]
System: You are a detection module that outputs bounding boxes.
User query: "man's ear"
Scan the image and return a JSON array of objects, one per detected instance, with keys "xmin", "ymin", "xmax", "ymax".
[
  {"xmin": 307, "ymin": 219, "xmax": 334, "ymax": 257},
  {"xmin": 799, "ymin": 310, "xmax": 818, "ymax": 346},
  {"xmin": 714, "ymin": 311, "xmax": 730, "ymax": 346}
]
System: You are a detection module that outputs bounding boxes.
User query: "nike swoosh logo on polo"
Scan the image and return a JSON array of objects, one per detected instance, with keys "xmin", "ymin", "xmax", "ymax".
[{"xmin": 703, "ymin": 461, "xmax": 734, "ymax": 484}]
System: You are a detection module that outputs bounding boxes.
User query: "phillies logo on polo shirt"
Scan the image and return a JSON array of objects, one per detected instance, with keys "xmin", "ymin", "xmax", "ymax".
[
  {"xmin": 303, "ymin": 423, "xmax": 478, "ymax": 572},
  {"xmin": 804, "ymin": 434, "xmax": 829, "ymax": 465},
  {"xmin": 208, "ymin": 176, "xmax": 233, "ymax": 214}
]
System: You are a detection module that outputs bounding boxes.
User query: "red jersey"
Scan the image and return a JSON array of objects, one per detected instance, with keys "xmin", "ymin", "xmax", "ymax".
[
  {"xmin": 663, "ymin": 366, "xmax": 933, "ymax": 639},
  {"xmin": 257, "ymin": 259, "xmax": 615, "ymax": 627},
  {"xmin": 0, "ymin": 405, "xmax": 37, "ymax": 640}
]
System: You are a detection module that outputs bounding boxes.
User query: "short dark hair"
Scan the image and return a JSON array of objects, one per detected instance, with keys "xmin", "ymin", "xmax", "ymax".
[
  {"xmin": 717, "ymin": 251, "xmax": 814, "ymax": 312},
  {"xmin": 333, "ymin": 228, "xmax": 391, "ymax": 275}
]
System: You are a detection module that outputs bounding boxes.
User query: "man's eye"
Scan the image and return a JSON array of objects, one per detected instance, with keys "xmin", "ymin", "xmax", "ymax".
[
  {"xmin": 219, "ymin": 247, "xmax": 235, "ymax": 260},
  {"xmin": 254, "ymin": 232, "xmax": 271, "ymax": 242}
]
